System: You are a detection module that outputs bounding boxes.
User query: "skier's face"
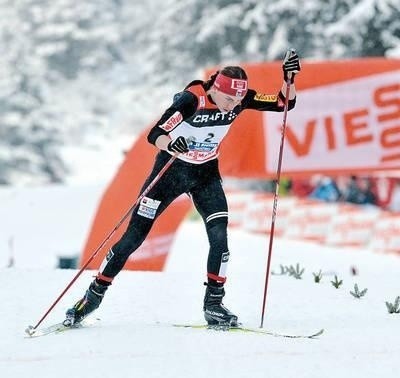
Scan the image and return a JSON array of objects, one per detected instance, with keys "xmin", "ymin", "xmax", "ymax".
[{"xmin": 211, "ymin": 89, "xmax": 243, "ymax": 113}]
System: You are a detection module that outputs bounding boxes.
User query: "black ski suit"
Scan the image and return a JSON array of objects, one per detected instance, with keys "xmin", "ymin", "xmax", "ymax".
[{"xmin": 97, "ymin": 81, "xmax": 296, "ymax": 284}]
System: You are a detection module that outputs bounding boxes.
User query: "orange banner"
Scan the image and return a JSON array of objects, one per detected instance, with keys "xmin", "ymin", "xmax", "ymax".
[
  {"xmin": 266, "ymin": 73, "xmax": 400, "ymax": 175},
  {"xmin": 81, "ymin": 58, "xmax": 400, "ymax": 272},
  {"xmin": 215, "ymin": 58, "xmax": 400, "ymax": 178}
]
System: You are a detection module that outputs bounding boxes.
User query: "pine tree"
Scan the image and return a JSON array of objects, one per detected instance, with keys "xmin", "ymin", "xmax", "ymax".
[{"xmin": 1, "ymin": 0, "xmax": 399, "ymax": 184}]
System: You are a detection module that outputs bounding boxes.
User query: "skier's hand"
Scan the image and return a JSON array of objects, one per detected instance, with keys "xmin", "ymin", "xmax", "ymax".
[
  {"xmin": 282, "ymin": 49, "xmax": 301, "ymax": 84},
  {"xmin": 167, "ymin": 136, "xmax": 189, "ymax": 153}
]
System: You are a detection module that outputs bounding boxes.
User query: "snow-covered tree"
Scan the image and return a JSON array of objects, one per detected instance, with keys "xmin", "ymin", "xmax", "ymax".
[{"xmin": 0, "ymin": 0, "xmax": 399, "ymax": 185}]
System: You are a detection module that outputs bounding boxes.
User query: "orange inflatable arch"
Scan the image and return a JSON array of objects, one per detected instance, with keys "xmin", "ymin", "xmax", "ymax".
[{"xmin": 80, "ymin": 58, "xmax": 400, "ymax": 271}]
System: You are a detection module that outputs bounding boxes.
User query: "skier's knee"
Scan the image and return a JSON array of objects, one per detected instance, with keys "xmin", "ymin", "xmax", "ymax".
[
  {"xmin": 205, "ymin": 214, "xmax": 228, "ymax": 231},
  {"xmin": 206, "ymin": 215, "xmax": 228, "ymax": 250}
]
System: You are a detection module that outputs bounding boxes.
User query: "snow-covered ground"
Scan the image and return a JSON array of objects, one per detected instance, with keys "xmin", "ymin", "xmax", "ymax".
[{"xmin": 1, "ymin": 186, "xmax": 399, "ymax": 378}]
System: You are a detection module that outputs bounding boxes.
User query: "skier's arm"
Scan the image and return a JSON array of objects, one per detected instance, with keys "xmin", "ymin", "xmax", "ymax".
[
  {"xmin": 147, "ymin": 91, "xmax": 198, "ymax": 151},
  {"xmin": 243, "ymin": 88, "xmax": 296, "ymax": 112},
  {"xmin": 242, "ymin": 50, "xmax": 300, "ymax": 112}
]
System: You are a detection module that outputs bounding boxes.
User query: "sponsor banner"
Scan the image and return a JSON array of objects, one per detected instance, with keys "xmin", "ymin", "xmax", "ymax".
[
  {"xmin": 284, "ymin": 200, "xmax": 338, "ymax": 242},
  {"xmin": 82, "ymin": 59, "xmax": 400, "ymax": 273},
  {"xmin": 241, "ymin": 194, "xmax": 296, "ymax": 236},
  {"xmin": 226, "ymin": 191, "xmax": 258, "ymax": 228},
  {"xmin": 265, "ymin": 72, "xmax": 400, "ymax": 175},
  {"xmin": 226, "ymin": 191, "xmax": 295, "ymax": 235},
  {"xmin": 227, "ymin": 190, "xmax": 399, "ymax": 256},
  {"xmin": 325, "ymin": 206, "xmax": 380, "ymax": 247},
  {"xmin": 368, "ymin": 214, "xmax": 400, "ymax": 254}
]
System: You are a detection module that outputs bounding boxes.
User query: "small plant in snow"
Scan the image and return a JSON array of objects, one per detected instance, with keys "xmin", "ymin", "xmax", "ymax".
[
  {"xmin": 271, "ymin": 264, "xmax": 288, "ymax": 276},
  {"xmin": 331, "ymin": 275, "xmax": 343, "ymax": 289},
  {"xmin": 350, "ymin": 284, "xmax": 368, "ymax": 298},
  {"xmin": 288, "ymin": 263, "xmax": 305, "ymax": 279},
  {"xmin": 385, "ymin": 296, "xmax": 400, "ymax": 314},
  {"xmin": 313, "ymin": 270, "xmax": 323, "ymax": 283}
]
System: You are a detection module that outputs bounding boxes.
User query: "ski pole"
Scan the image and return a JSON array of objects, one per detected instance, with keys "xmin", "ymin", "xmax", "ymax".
[
  {"xmin": 28, "ymin": 153, "xmax": 177, "ymax": 332},
  {"xmin": 260, "ymin": 50, "xmax": 295, "ymax": 328}
]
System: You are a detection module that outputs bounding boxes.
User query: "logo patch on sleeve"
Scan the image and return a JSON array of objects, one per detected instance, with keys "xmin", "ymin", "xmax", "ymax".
[
  {"xmin": 138, "ymin": 197, "xmax": 161, "ymax": 219},
  {"xmin": 254, "ymin": 93, "xmax": 278, "ymax": 102},
  {"xmin": 159, "ymin": 111, "xmax": 183, "ymax": 132},
  {"xmin": 199, "ymin": 95, "xmax": 206, "ymax": 108}
]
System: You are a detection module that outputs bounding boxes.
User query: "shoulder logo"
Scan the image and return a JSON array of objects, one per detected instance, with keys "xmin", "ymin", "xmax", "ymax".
[{"xmin": 199, "ymin": 96, "xmax": 206, "ymax": 108}]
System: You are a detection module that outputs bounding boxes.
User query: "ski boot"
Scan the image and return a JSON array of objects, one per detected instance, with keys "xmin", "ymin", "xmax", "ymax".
[
  {"xmin": 203, "ymin": 282, "xmax": 238, "ymax": 328},
  {"xmin": 64, "ymin": 280, "xmax": 109, "ymax": 326}
]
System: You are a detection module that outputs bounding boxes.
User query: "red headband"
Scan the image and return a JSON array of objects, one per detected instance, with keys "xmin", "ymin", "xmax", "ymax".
[{"xmin": 213, "ymin": 73, "xmax": 248, "ymax": 97}]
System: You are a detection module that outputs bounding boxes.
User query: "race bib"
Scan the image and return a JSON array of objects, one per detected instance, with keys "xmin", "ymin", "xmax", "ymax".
[{"xmin": 138, "ymin": 197, "xmax": 161, "ymax": 219}]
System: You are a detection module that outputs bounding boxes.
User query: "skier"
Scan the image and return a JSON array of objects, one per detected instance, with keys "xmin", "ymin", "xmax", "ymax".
[{"xmin": 65, "ymin": 50, "xmax": 301, "ymax": 327}]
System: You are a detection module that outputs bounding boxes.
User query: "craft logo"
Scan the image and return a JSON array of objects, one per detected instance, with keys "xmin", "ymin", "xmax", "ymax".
[
  {"xmin": 193, "ymin": 112, "xmax": 226, "ymax": 123},
  {"xmin": 227, "ymin": 111, "xmax": 237, "ymax": 121}
]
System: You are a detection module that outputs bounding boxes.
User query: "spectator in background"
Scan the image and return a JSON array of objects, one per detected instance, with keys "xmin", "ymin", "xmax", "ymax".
[
  {"xmin": 343, "ymin": 176, "xmax": 376, "ymax": 206},
  {"xmin": 357, "ymin": 177, "xmax": 377, "ymax": 206},
  {"xmin": 343, "ymin": 175, "xmax": 360, "ymax": 204},
  {"xmin": 309, "ymin": 175, "xmax": 341, "ymax": 202},
  {"xmin": 387, "ymin": 179, "xmax": 400, "ymax": 212},
  {"xmin": 278, "ymin": 177, "xmax": 292, "ymax": 196},
  {"xmin": 290, "ymin": 177, "xmax": 314, "ymax": 197}
]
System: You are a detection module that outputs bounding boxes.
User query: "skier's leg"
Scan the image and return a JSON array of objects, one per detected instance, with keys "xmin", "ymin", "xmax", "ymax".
[
  {"xmin": 191, "ymin": 178, "xmax": 238, "ymax": 326},
  {"xmin": 66, "ymin": 153, "xmax": 187, "ymax": 324}
]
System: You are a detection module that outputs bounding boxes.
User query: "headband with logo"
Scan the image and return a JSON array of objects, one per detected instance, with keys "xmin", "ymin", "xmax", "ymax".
[{"xmin": 213, "ymin": 73, "xmax": 248, "ymax": 98}]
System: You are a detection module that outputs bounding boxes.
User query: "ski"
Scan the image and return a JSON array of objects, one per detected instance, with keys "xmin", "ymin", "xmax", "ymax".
[
  {"xmin": 173, "ymin": 324, "xmax": 324, "ymax": 339},
  {"xmin": 25, "ymin": 317, "xmax": 99, "ymax": 338}
]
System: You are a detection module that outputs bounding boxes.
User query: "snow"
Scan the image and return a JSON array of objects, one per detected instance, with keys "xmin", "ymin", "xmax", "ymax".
[
  {"xmin": 1, "ymin": 185, "xmax": 399, "ymax": 377},
  {"xmin": 60, "ymin": 133, "xmax": 134, "ymax": 186},
  {"xmin": 0, "ymin": 185, "xmax": 104, "ymax": 268}
]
